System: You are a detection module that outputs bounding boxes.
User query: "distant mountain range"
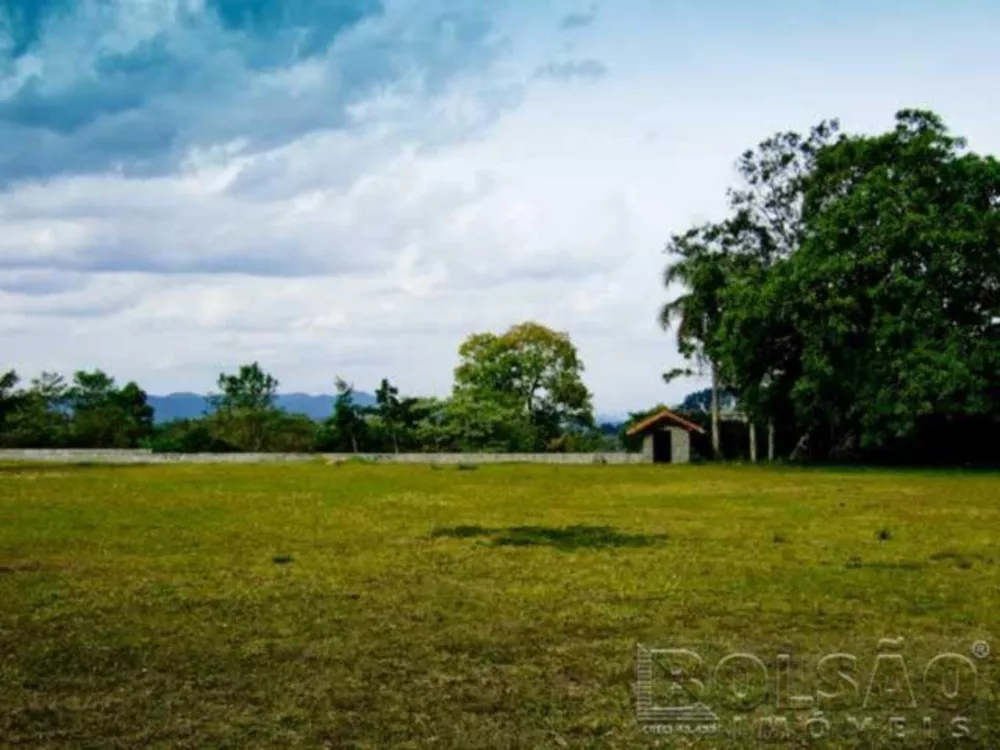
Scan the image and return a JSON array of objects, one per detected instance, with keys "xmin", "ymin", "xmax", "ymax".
[
  {"xmin": 147, "ymin": 392, "xmax": 628, "ymax": 426},
  {"xmin": 147, "ymin": 392, "xmax": 376, "ymax": 424}
]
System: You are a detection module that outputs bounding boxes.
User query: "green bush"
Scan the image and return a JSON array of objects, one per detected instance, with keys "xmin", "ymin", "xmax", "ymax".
[{"xmin": 144, "ymin": 420, "xmax": 239, "ymax": 453}]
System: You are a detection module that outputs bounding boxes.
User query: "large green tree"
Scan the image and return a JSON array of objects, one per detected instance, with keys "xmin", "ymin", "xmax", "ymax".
[
  {"xmin": 666, "ymin": 109, "xmax": 1000, "ymax": 461},
  {"xmin": 0, "ymin": 369, "xmax": 19, "ymax": 429},
  {"xmin": 374, "ymin": 378, "xmax": 403, "ymax": 453},
  {"xmin": 781, "ymin": 110, "xmax": 999, "ymax": 453},
  {"xmin": 208, "ymin": 362, "xmax": 280, "ymax": 451},
  {"xmin": 662, "ymin": 120, "xmax": 840, "ymax": 460},
  {"xmin": 65, "ymin": 370, "xmax": 154, "ymax": 448},
  {"xmin": 4, "ymin": 372, "xmax": 71, "ymax": 447},
  {"xmin": 327, "ymin": 377, "xmax": 368, "ymax": 453},
  {"xmin": 660, "ymin": 230, "xmax": 731, "ymax": 456},
  {"xmin": 453, "ymin": 322, "xmax": 595, "ymax": 450}
]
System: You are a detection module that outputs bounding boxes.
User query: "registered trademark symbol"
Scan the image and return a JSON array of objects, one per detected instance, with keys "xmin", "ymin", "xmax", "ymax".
[{"xmin": 971, "ymin": 641, "xmax": 990, "ymax": 660}]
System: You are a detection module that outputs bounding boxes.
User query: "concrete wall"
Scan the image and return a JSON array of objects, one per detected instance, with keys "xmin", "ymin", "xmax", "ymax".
[
  {"xmin": 641, "ymin": 433, "xmax": 655, "ymax": 462},
  {"xmin": 668, "ymin": 426, "xmax": 691, "ymax": 464},
  {"xmin": 0, "ymin": 449, "xmax": 652, "ymax": 465}
]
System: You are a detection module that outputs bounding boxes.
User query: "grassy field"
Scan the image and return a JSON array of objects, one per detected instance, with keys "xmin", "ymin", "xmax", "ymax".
[{"xmin": 1, "ymin": 462, "xmax": 998, "ymax": 749}]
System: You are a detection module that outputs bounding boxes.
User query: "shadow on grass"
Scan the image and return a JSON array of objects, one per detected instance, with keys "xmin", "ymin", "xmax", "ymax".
[
  {"xmin": 0, "ymin": 561, "xmax": 44, "ymax": 575},
  {"xmin": 845, "ymin": 556, "xmax": 927, "ymax": 571},
  {"xmin": 430, "ymin": 524, "xmax": 667, "ymax": 551},
  {"xmin": 929, "ymin": 549, "xmax": 993, "ymax": 569}
]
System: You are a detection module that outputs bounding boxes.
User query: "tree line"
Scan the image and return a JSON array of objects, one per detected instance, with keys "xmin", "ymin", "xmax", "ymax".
[
  {"xmin": 660, "ymin": 109, "xmax": 999, "ymax": 465},
  {"xmin": 4, "ymin": 109, "xmax": 996, "ymax": 463},
  {"xmin": 0, "ymin": 323, "xmax": 630, "ymax": 454}
]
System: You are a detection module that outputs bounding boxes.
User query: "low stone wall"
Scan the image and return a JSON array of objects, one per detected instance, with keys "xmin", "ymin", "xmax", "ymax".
[
  {"xmin": 327, "ymin": 452, "xmax": 650, "ymax": 465},
  {"xmin": 0, "ymin": 449, "xmax": 650, "ymax": 465}
]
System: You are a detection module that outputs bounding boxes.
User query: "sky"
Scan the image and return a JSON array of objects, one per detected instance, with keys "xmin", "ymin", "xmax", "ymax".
[{"xmin": 2, "ymin": 0, "xmax": 999, "ymax": 415}]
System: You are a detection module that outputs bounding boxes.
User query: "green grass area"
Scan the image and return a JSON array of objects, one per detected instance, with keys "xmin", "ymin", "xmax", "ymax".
[{"xmin": 1, "ymin": 462, "xmax": 998, "ymax": 748}]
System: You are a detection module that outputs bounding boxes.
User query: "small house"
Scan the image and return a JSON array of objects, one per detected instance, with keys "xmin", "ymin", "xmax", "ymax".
[{"xmin": 626, "ymin": 408, "xmax": 706, "ymax": 464}]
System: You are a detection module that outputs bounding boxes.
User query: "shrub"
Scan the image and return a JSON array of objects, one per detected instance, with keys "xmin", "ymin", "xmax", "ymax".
[{"xmin": 145, "ymin": 420, "xmax": 239, "ymax": 453}]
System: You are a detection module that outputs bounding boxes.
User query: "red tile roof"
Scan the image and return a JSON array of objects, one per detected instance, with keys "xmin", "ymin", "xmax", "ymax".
[{"xmin": 626, "ymin": 408, "xmax": 706, "ymax": 437}]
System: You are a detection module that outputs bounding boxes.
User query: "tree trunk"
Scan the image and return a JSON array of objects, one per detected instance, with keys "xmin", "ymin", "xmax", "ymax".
[
  {"xmin": 350, "ymin": 432, "xmax": 359, "ymax": 454},
  {"xmin": 767, "ymin": 419, "xmax": 775, "ymax": 462},
  {"xmin": 710, "ymin": 363, "xmax": 721, "ymax": 459},
  {"xmin": 789, "ymin": 431, "xmax": 810, "ymax": 462},
  {"xmin": 749, "ymin": 421, "xmax": 757, "ymax": 463},
  {"xmin": 392, "ymin": 433, "xmax": 399, "ymax": 454}
]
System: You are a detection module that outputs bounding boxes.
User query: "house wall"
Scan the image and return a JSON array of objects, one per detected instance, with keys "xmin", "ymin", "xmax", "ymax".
[
  {"xmin": 668, "ymin": 427, "xmax": 691, "ymax": 464},
  {"xmin": 642, "ymin": 434, "xmax": 655, "ymax": 462},
  {"xmin": 639, "ymin": 428, "xmax": 692, "ymax": 464}
]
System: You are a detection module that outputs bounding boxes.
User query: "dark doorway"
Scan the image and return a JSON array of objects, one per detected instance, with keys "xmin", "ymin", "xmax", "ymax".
[{"xmin": 652, "ymin": 430, "xmax": 672, "ymax": 463}]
